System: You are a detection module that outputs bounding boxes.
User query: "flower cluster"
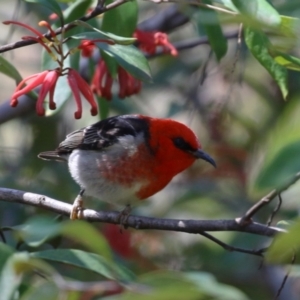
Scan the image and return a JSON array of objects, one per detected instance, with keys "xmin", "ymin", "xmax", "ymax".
[
  {"xmin": 134, "ymin": 29, "xmax": 178, "ymax": 56},
  {"xmin": 89, "ymin": 59, "xmax": 142, "ymax": 100},
  {"xmin": 79, "ymin": 28, "xmax": 177, "ymax": 101},
  {"xmin": 5, "ymin": 18, "xmax": 178, "ymax": 116},
  {"xmin": 4, "ymin": 20, "xmax": 99, "ymax": 119},
  {"xmin": 79, "ymin": 40, "xmax": 142, "ymax": 100}
]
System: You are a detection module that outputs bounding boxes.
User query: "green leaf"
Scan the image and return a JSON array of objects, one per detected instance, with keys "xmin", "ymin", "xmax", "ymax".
[
  {"xmin": 0, "ymin": 243, "xmax": 14, "ymax": 271},
  {"xmin": 71, "ymin": 32, "xmax": 136, "ymax": 45},
  {"xmin": 251, "ymin": 99, "xmax": 300, "ymax": 193},
  {"xmin": 98, "ymin": 96, "xmax": 110, "ymax": 120},
  {"xmin": 62, "ymin": 0, "xmax": 93, "ymax": 23},
  {"xmin": 232, "ymin": 0, "xmax": 281, "ymax": 27},
  {"xmin": 185, "ymin": 272, "xmax": 249, "ymax": 300},
  {"xmin": 213, "ymin": 0, "xmax": 238, "ymax": 11},
  {"xmin": 73, "ymin": 21, "xmax": 136, "ymax": 45},
  {"xmin": 279, "ymin": 16, "xmax": 300, "ymax": 39},
  {"xmin": 61, "ymin": 221, "xmax": 112, "ymax": 259},
  {"xmin": 101, "ymin": 0, "xmax": 138, "ymax": 38},
  {"xmin": 10, "ymin": 216, "xmax": 61, "ymax": 247},
  {"xmin": 255, "ymin": 141, "xmax": 300, "ymax": 190},
  {"xmin": 271, "ymin": 50, "xmax": 300, "ymax": 71},
  {"xmin": 101, "ymin": 50, "xmax": 118, "ymax": 78},
  {"xmin": 266, "ymin": 220, "xmax": 300, "ymax": 264},
  {"xmin": 20, "ymin": 281, "xmax": 59, "ymax": 300},
  {"xmin": 108, "ymin": 271, "xmax": 248, "ymax": 300},
  {"xmin": 31, "ymin": 249, "xmax": 134, "ymax": 281},
  {"xmin": 0, "ymin": 55, "xmax": 23, "ymax": 83},
  {"xmin": 6, "ymin": 217, "xmax": 111, "ymax": 258},
  {"xmin": 25, "ymin": 0, "xmax": 64, "ymax": 22},
  {"xmin": 98, "ymin": 44, "xmax": 151, "ymax": 82},
  {"xmin": 244, "ymin": 27, "xmax": 288, "ymax": 99},
  {"xmin": 112, "ymin": 271, "xmax": 206, "ymax": 300},
  {"xmin": 198, "ymin": 0, "xmax": 228, "ymax": 61},
  {"xmin": 0, "ymin": 253, "xmax": 55, "ymax": 300},
  {"xmin": 0, "ymin": 253, "xmax": 27, "ymax": 300}
]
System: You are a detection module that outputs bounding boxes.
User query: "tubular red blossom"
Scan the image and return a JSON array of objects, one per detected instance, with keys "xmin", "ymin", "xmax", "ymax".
[
  {"xmin": 102, "ymin": 71, "xmax": 113, "ymax": 100},
  {"xmin": 117, "ymin": 67, "xmax": 142, "ymax": 99},
  {"xmin": 91, "ymin": 60, "xmax": 113, "ymax": 100},
  {"xmin": 79, "ymin": 40, "xmax": 96, "ymax": 58},
  {"xmin": 91, "ymin": 60, "xmax": 141, "ymax": 100},
  {"xmin": 133, "ymin": 76, "xmax": 142, "ymax": 95},
  {"xmin": 36, "ymin": 70, "xmax": 60, "ymax": 116},
  {"xmin": 69, "ymin": 69, "xmax": 98, "ymax": 116},
  {"xmin": 67, "ymin": 70, "xmax": 83, "ymax": 119},
  {"xmin": 91, "ymin": 60, "xmax": 102, "ymax": 95},
  {"xmin": 134, "ymin": 29, "xmax": 178, "ymax": 56},
  {"xmin": 79, "ymin": 39, "xmax": 115, "ymax": 58},
  {"xmin": 3, "ymin": 20, "xmax": 45, "ymax": 39},
  {"xmin": 11, "ymin": 71, "xmax": 49, "ymax": 106},
  {"xmin": 48, "ymin": 81, "xmax": 57, "ymax": 110},
  {"xmin": 154, "ymin": 32, "xmax": 178, "ymax": 56}
]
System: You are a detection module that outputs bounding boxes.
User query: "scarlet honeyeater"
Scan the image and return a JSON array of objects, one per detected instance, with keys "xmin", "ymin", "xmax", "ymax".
[{"xmin": 38, "ymin": 115, "xmax": 216, "ymax": 218}]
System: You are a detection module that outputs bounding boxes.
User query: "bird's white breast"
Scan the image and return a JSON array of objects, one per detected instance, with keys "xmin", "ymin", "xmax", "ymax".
[{"xmin": 67, "ymin": 134, "xmax": 146, "ymax": 206}]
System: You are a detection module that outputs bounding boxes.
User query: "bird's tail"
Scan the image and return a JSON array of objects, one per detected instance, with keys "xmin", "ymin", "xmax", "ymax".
[{"xmin": 38, "ymin": 151, "xmax": 67, "ymax": 162}]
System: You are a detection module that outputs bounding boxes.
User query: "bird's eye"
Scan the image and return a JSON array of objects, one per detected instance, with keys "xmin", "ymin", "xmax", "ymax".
[{"xmin": 173, "ymin": 137, "xmax": 193, "ymax": 151}]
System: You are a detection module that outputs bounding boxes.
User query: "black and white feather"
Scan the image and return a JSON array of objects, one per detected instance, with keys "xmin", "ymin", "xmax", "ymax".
[{"xmin": 38, "ymin": 115, "xmax": 150, "ymax": 161}]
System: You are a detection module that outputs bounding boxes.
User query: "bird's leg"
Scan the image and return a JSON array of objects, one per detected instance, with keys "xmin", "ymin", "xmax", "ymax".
[
  {"xmin": 117, "ymin": 204, "xmax": 131, "ymax": 228},
  {"xmin": 70, "ymin": 189, "xmax": 85, "ymax": 220}
]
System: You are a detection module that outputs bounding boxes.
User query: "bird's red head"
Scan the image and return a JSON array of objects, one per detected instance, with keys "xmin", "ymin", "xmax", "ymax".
[
  {"xmin": 137, "ymin": 116, "xmax": 215, "ymax": 198},
  {"xmin": 146, "ymin": 117, "xmax": 201, "ymax": 171}
]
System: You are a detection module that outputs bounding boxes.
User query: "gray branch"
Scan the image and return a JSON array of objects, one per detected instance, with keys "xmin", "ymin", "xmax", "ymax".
[{"xmin": 0, "ymin": 187, "xmax": 285, "ymax": 237}]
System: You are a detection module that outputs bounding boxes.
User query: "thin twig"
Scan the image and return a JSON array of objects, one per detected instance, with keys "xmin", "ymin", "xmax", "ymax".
[
  {"xmin": 273, "ymin": 253, "xmax": 296, "ymax": 300},
  {"xmin": 267, "ymin": 194, "xmax": 282, "ymax": 226},
  {"xmin": 238, "ymin": 172, "xmax": 300, "ymax": 225},
  {"xmin": 199, "ymin": 231, "xmax": 265, "ymax": 257}
]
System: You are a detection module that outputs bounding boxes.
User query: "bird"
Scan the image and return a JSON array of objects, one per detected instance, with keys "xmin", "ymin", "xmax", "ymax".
[{"xmin": 38, "ymin": 114, "xmax": 216, "ymax": 219}]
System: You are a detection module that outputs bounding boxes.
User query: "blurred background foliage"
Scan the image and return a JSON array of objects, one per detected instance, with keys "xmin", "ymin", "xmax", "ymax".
[{"xmin": 1, "ymin": 0, "xmax": 300, "ymax": 299}]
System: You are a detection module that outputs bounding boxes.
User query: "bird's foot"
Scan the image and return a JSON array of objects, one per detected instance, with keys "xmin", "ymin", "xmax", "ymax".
[
  {"xmin": 70, "ymin": 190, "xmax": 85, "ymax": 220},
  {"xmin": 117, "ymin": 204, "xmax": 131, "ymax": 228}
]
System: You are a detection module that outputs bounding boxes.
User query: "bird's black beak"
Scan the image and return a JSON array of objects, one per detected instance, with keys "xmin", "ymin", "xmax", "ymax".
[{"xmin": 192, "ymin": 149, "xmax": 216, "ymax": 168}]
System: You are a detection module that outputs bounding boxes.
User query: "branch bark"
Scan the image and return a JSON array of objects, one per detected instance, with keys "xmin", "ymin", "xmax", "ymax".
[{"xmin": 0, "ymin": 187, "xmax": 285, "ymax": 237}]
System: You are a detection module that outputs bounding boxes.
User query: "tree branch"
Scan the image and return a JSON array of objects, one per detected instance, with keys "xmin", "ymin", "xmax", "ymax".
[{"xmin": 0, "ymin": 187, "xmax": 285, "ymax": 238}]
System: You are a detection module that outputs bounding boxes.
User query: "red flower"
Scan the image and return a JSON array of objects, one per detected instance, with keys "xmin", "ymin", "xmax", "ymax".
[
  {"xmin": 78, "ymin": 39, "xmax": 115, "ymax": 58},
  {"xmin": 91, "ymin": 60, "xmax": 142, "ymax": 100},
  {"xmin": 11, "ymin": 69, "xmax": 59, "ymax": 116},
  {"xmin": 91, "ymin": 60, "xmax": 113, "ymax": 100},
  {"xmin": 134, "ymin": 29, "xmax": 178, "ymax": 56},
  {"xmin": 11, "ymin": 68, "xmax": 98, "ymax": 118},
  {"xmin": 67, "ymin": 68, "xmax": 98, "ymax": 119},
  {"xmin": 78, "ymin": 40, "xmax": 96, "ymax": 58},
  {"xmin": 118, "ymin": 67, "xmax": 141, "ymax": 99}
]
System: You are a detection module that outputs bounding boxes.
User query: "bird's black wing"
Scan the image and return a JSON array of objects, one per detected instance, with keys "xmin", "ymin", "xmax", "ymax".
[{"xmin": 38, "ymin": 115, "xmax": 150, "ymax": 160}]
